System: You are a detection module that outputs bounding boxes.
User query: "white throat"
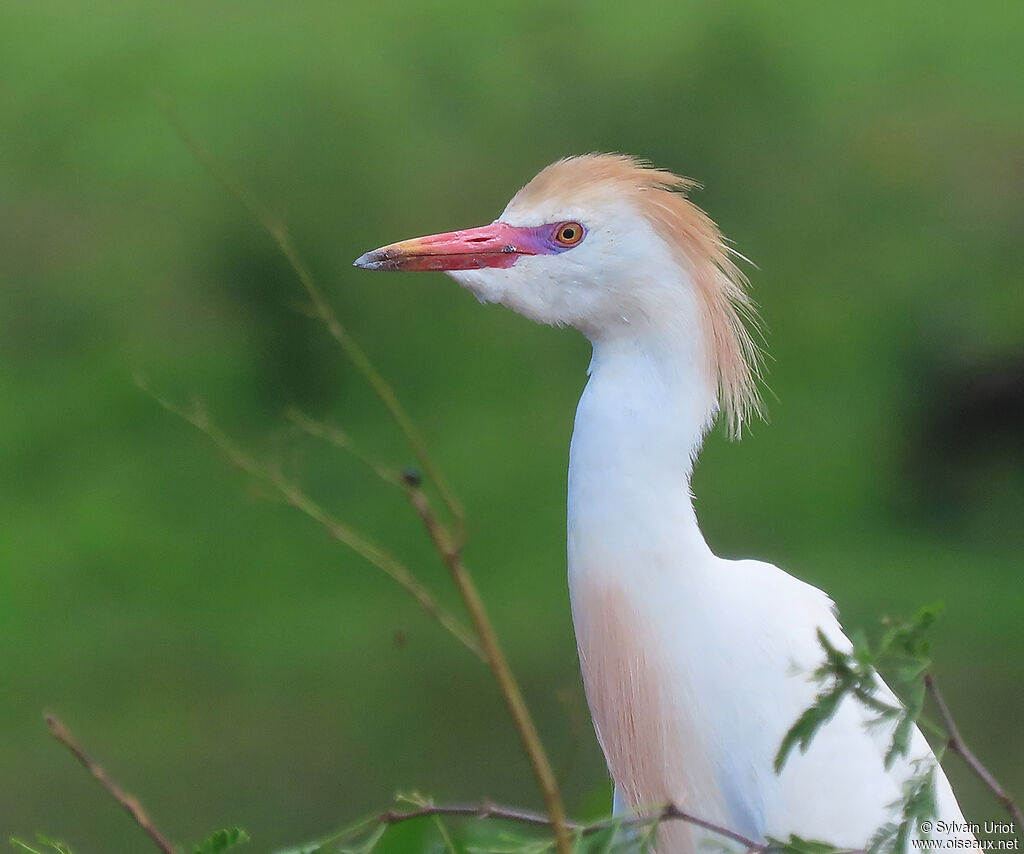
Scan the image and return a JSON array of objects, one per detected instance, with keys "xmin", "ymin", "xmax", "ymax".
[{"xmin": 567, "ymin": 314, "xmax": 720, "ymax": 581}]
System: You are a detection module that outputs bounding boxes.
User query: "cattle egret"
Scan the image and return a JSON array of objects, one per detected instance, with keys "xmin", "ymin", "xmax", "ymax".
[{"xmin": 354, "ymin": 155, "xmax": 975, "ymax": 851}]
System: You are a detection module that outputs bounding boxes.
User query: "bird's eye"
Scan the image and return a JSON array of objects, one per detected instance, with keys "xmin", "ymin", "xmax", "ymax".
[{"xmin": 554, "ymin": 222, "xmax": 584, "ymax": 247}]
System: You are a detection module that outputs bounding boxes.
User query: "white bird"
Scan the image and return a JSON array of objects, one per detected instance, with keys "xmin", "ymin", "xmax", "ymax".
[{"xmin": 354, "ymin": 154, "xmax": 975, "ymax": 852}]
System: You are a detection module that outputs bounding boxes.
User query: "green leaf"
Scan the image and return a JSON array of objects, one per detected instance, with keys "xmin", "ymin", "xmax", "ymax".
[
  {"xmin": 193, "ymin": 827, "xmax": 250, "ymax": 854},
  {"xmin": 898, "ymin": 765, "xmax": 937, "ymax": 846},
  {"xmin": 778, "ymin": 606, "xmax": 947, "ymax": 779},
  {"xmin": 866, "ymin": 821, "xmax": 897, "ymax": 854},
  {"xmin": 868, "ymin": 764, "xmax": 938, "ymax": 854},
  {"xmin": 764, "ymin": 834, "xmax": 842, "ymax": 854},
  {"xmin": 889, "ymin": 604, "xmax": 944, "ymax": 660},
  {"xmin": 893, "ymin": 658, "xmax": 930, "ymax": 685},
  {"xmin": 10, "ymin": 836, "xmax": 73, "ymax": 854},
  {"xmin": 850, "ymin": 629, "xmax": 872, "ymax": 665},
  {"xmin": 774, "ymin": 685, "xmax": 846, "ymax": 773},
  {"xmin": 884, "ymin": 713, "xmax": 914, "ymax": 770}
]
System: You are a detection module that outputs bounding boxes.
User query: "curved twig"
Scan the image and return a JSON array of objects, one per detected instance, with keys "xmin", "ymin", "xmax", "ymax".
[
  {"xmin": 46, "ymin": 715, "xmax": 175, "ymax": 854},
  {"xmin": 925, "ymin": 674, "xmax": 1023, "ymax": 832},
  {"xmin": 375, "ymin": 798, "xmax": 767, "ymax": 851},
  {"xmin": 139, "ymin": 378, "xmax": 484, "ymax": 661}
]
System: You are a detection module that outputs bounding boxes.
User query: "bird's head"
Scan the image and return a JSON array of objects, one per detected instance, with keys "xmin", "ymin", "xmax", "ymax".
[{"xmin": 355, "ymin": 153, "xmax": 762, "ymax": 434}]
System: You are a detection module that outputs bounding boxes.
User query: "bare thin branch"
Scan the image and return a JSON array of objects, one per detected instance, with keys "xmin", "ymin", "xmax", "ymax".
[
  {"xmin": 286, "ymin": 407, "xmax": 404, "ymax": 488},
  {"xmin": 138, "ymin": 377, "xmax": 484, "ymax": 661},
  {"xmin": 402, "ymin": 484, "xmax": 572, "ymax": 854},
  {"xmin": 159, "ymin": 100, "xmax": 466, "ymax": 546},
  {"xmin": 45, "ymin": 714, "xmax": 176, "ymax": 854},
  {"xmin": 925, "ymin": 674, "xmax": 1023, "ymax": 832},
  {"xmin": 380, "ymin": 801, "xmax": 562, "ymax": 831},
  {"xmin": 374, "ymin": 799, "xmax": 768, "ymax": 851},
  {"xmin": 621, "ymin": 804, "xmax": 764, "ymax": 850}
]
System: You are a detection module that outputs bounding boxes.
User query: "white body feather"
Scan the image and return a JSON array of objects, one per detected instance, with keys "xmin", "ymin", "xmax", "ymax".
[{"xmin": 567, "ymin": 323, "xmax": 971, "ymax": 851}]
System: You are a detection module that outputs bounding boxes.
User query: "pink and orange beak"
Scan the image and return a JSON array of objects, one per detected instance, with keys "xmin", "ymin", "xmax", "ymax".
[{"xmin": 353, "ymin": 222, "xmax": 548, "ymax": 272}]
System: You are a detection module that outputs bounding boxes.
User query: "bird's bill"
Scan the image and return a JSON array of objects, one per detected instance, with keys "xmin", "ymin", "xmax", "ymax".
[{"xmin": 353, "ymin": 222, "xmax": 541, "ymax": 272}]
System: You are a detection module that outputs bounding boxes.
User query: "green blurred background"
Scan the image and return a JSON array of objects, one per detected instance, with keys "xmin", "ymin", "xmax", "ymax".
[{"xmin": 2, "ymin": 1, "xmax": 1022, "ymax": 850}]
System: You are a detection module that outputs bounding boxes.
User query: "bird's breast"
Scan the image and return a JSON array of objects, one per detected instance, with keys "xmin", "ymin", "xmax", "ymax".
[{"xmin": 570, "ymin": 571, "xmax": 731, "ymax": 852}]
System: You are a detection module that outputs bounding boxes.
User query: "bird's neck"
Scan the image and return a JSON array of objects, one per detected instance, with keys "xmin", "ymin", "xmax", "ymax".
[{"xmin": 567, "ymin": 319, "xmax": 719, "ymax": 573}]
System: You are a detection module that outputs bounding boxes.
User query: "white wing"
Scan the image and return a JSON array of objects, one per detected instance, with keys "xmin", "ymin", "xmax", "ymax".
[{"xmin": 694, "ymin": 558, "xmax": 973, "ymax": 849}]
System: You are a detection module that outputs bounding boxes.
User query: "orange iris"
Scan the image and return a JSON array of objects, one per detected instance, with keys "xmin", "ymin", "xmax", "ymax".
[{"xmin": 555, "ymin": 222, "xmax": 584, "ymax": 246}]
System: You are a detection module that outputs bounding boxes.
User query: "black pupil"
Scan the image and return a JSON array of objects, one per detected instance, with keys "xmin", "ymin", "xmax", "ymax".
[{"xmin": 562, "ymin": 227, "xmax": 575, "ymax": 241}]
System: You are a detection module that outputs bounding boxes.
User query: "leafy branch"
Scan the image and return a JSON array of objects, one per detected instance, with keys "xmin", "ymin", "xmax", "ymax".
[
  {"xmin": 776, "ymin": 605, "xmax": 1021, "ymax": 843},
  {"xmin": 285, "ymin": 793, "xmax": 786, "ymax": 854},
  {"xmin": 774, "ymin": 605, "xmax": 943, "ymax": 775},
  {"xmin": 292, "ymin": 792, "xmax": 933, "ymax": 854}
]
